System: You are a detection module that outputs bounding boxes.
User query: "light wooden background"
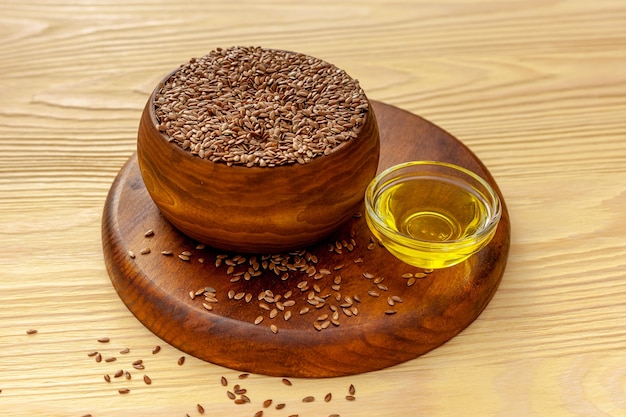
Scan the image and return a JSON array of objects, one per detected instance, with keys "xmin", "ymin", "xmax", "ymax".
[{"xmin": 1, "ymin": 0, "xmax": 625, "ymax": 416}]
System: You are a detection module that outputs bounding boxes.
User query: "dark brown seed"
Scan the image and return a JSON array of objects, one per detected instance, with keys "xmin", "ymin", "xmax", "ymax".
[
  {"xmin": 345, "ymin": 395, "xmax": 356, "ymax": 401},
  {"xmin": 119, "ymin": 348, "xmax": 130, "ymax": 354},
  {"xmin": 114, "ymin": 370, "xmax": 124, "ymax": 378},
  {"xmin": 240, "ymin": 394, "xmax": 251, "ymax": 403},
  {"xmin": 104, "ymin": 374, "xmax": 111, "ymax": 383},
  {"xmin": 302, "ymin": 396, "xmax": 315, "ymax": 403},
  {"xmin": 324, "ymin": 392, "xmax": 332, "ymax": 402},
  {"xmin": 152, "ymin": 345, "xmax": 161, "ymax": 354},
  {"xmin": 275, "ymin": 403, "xmax": 286, "ymax": 410},
  {"xmin": 197, "ymin": 404, "xmax": 205, "ymax": 414},
  {"xmin": 26, "ymin": 329, "xmax": 38, "ymax": 335},
  {"xmin": 221, "ymin": 376, "xmax": 228, "ymax": 386},
  {"xmin": 329, "ymin": 414, "xmax": 340, "ymax": 417},
  {"xmin": 254, "ymin": 411, "xmax": 263, "ymax": 417},
  {"xmin": 104, "ymin": 357, "xmax": 116, "ymax": 363},
  {"xmin": 263, "ymin": 399, "xmax": 272, "ymax": 408},
  {"xmin": 227, "ymin": 391, "xmax": 236, "ymax": 400},
  {"xmin": 97, "ymin": 337, "xmax": 110, "ymax": 343},
  {"xmin": 349, "ymin": 384, "xmax": 355, "ymax": 395},
  {"xmin": 234, "ymin": 399, "xmax": 245, "ymax": 405},
  {"xmin": 282, "ymin": 378, "xmax": 292, "ymax": 386},
  {"xmin": 95, "ymin": 353, "xmax": 102, "ymax": 363},
  {"xmin": 238, "ymin": 373, "xmax": 249, "ymax": 379},
  {"xmin": 143, "ymin": 375, "xmax": 152, "ymax": 385},
  {"xmin": 87, "ymin": 351, "xmax": 98, "ymax": 357},
  {"xmin": 118, "ymin": 388, "xmax": 130, "ymax": 394},
  {"xmin": 177, "ymin": 356, "xmax": 185, "ymax": 365},
  {"xmin": 124, "ymin": 371, "xmax": 131, "ymax": 380}
]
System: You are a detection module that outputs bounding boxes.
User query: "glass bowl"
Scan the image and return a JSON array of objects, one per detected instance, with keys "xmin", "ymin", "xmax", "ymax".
[{"xmin": 364, "ymin": 161, "xmax": 502, "ymax": 269}]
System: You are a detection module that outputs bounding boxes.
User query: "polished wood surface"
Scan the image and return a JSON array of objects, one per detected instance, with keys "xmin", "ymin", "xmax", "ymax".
[
  {"xmin": 103, "ymin": 101, "xmax": 510, "ymax": 378},
  {"xmin": 137, "ymin": 83, "xmax": 380, "ymax": 253},
  {"xmin": 1, "ymin": 0, "xmax": 625, "ymax": 415}
]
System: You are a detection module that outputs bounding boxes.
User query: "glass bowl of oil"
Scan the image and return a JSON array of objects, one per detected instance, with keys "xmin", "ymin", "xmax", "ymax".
[{"xmin": 364, "ymin": 161, "xmax": 502, "ymax": 269}]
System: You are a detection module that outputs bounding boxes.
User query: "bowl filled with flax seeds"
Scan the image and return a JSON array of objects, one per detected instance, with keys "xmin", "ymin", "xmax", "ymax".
[{"xmin": 137, "ymin": 46, "xmax": 380, "ymax": 253}]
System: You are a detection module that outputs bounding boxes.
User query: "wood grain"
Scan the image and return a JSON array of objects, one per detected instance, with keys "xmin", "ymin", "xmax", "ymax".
[{"xmin": 1, "ymin": 0, "xmax": 625, "ymax": 415}]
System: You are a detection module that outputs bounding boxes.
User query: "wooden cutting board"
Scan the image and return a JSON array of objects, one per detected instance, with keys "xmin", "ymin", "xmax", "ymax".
[{"xmin": 102, "ymin": 101, "xmax": 510, "ymax": 378}]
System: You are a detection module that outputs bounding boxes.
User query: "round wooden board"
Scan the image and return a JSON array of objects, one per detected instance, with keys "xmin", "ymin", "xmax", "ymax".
[{"xmin": 102, "ymin": 101, "xmax": 510, "ymax": 378}]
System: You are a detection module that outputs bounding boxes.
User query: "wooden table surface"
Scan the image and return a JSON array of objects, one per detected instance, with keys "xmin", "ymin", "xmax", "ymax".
[{"xmin": 1, "ymin": 1, "xmax": 625, "ymax": 416}]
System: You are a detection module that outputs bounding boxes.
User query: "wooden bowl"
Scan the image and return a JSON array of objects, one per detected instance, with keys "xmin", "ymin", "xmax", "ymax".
[{"xmin": 137, "ymin": 73, "xmax": 380, "ymax": 253}]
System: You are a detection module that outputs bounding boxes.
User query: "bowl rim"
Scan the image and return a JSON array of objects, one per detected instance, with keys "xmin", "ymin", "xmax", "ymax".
[{"xmin": 364, "ymin": 160, "xmax": 502, "ymax": 250}]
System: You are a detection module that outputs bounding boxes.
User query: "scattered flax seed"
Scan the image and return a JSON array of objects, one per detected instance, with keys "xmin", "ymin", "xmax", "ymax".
[
  {"xmin": 227, "ymin": 391, "xmax": 236, "ymax": 400},
  {"xmin": 104, "ymin": 357, "xmax": 117, "ymax": 363},
  {"xmin": 349, "ymin": 384, "xmax": 356, "ymax": 395},
  {"xmin": 345, "ymin": 395, "xmax": 356, "ymax": 401},
  {"xmin": 239, "ymin": 373, "xmax": 249, "ymax": 379},
  {"xmin": 152, "ymin": 345, "xmax": 161, "ymax": 354},
  {"xmin": 324, "ymin": 393, "xmax": 332, "ymax": 402},
  {"xmin": 177, "ymin": 356, "xmax": 186, "ymax": 365},
  {"xmin": 197, "ymin": 404, "xmax": 205, "ymax": 414},
  {"xmin": 95, "ymin": 353, "xmax": 102, "ymax": 363},
  {"xmin": 87, "ymin": 351, "xmax": 98, "ymax": 357},
  {"xmin": 276, "ymin": 403, "xmax": 286, "ymax": 410},
  {"xmin": 254, "ymin": 411, "xmax": 264, "ymax": 417},
  {"xmin": 118, "ymin": 388, "xmax": 130, "ymax": 394},
  {"xmin": 144, "ymin": 229, "xmax": 154, "ymax": 237},
  {"xmin": 282, "ymin": 378, "xmax": 292, "ymax": 386},
  {"xmin": 221, "ymin": 376, "xmax": 228, "ymax": 386},
  {"xmin": 329, "ymin": 415, "xmax": 340, "ymax": 417},
  {"xmin": 97, "ymin": 337, "xmax": 110, "ymax": 343},
  {"xmin": 114, "ymin": 370, "xmax": 124, "ymax": 378},
  {"xmin": 119, "ymin": 348, "xmax": 130, "ymax": 354},
  {"xmin": 143, "ymin": 375, "xmax": 152, "ymax": 385},
  {"xmin": 26, "ymin": 329, "xmax": 38, "ymax": 335},
  {"xmin": 104, "ymin": 374, "xmax": 111, "ymax": 383},
  {"xmin": 263, "ymin": 399, "xmax": 273, "ymax": 408},
  {"xmin": 124, "ymin": 371, "xmax": 131, "ymax": 380},
  {"xmin": 302, "ymin": 396, "xmax": 315, "ymax": 403}
]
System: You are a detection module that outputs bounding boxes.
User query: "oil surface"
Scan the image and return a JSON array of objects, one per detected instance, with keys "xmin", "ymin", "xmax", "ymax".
[{"xmin": 371, "ymin": 174, "xmax": 493, "ymax": 268}]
